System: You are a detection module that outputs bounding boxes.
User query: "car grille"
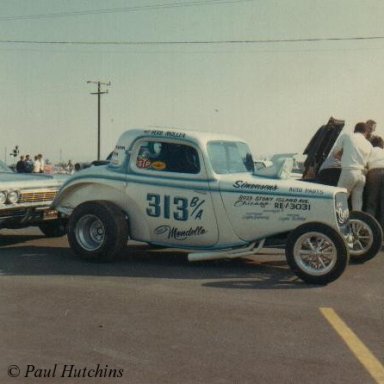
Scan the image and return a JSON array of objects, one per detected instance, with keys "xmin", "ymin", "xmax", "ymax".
[{"xmin": 19, "ymin": 191, "xmax": 57, "ymax": 203}]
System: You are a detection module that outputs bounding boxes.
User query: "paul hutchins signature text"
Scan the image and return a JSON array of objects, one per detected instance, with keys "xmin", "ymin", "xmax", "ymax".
[{"xmin": 8, "ymin": 364, "xmax": 123, "ymax": 379}]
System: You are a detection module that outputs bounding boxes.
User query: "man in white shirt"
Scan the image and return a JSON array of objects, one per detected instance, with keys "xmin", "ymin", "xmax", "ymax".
[{"xmin": 333, "ymin": 122, "xmax": 372, "ymax": 211}]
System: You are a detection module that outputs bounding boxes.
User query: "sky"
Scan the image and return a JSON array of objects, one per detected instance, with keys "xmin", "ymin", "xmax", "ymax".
[{"xmin": 1, "ymin": 0, "xmax": 384, "ymax": 163}]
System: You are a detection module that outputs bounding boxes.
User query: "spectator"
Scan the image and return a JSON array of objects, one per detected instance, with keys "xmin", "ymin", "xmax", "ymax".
[
  {"xmin": 66, "ymin": 160, "xmax": 74, "ymax": 174},
  {"xmin": 334, "ymin": 122, "xmax": 372, "ymax": 211},
  {"xmin": 364, "ymin": 135, "xmax": 384, "ymax": 229},
  {"xmin": 38, "ymin": 154, "xmax": 45, "ymax": 173},
  {"xmin": 33, "ymin": 154, "xmax": 44, "ymax": 173},
  {"xmin": 316, "ymin": 153, "xmax": 341, "ymax": 186},
  {"xmin": 33, "ymin": 155, "xmax": 40, "ymax": 173},
  {"xmin": 24, "ymin": 155, "xmax": 34, "ymax": 173},
  {"xmin": 366, "ymin": 119, "xmax": 377, "ymax": 140},
  {"xmin": 16, "ymin": 155, "xmax": 26, "ymax": 173}
]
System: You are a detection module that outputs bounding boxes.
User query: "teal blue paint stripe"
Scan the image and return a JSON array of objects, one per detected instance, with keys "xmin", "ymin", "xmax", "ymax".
[{"xmin": 63, "ymin": 173, "xmax": 334, "ymax": 200}]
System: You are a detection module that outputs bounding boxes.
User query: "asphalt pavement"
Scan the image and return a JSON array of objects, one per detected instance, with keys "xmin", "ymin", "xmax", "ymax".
[{"xmin": 0, "ymin": 228, "xmax": 383, "ymax": 384}]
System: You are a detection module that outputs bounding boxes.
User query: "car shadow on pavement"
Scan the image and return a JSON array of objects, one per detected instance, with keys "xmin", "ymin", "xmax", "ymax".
[
  {"xmin": 0, "ymin": 241, "xmax": 311, "ymax": 290},
  {"xmin": 0, "ymin": 233, "xmax": 45, "ymax": 246}
]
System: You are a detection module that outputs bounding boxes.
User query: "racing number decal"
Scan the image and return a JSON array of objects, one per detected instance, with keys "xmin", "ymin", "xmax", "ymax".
[{"xmin": 146, "ymin": 193, "xmax": 204, "ymax": 221}]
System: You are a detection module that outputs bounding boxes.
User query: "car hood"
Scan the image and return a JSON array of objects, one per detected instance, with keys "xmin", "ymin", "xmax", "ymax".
[
  {"xmin": 302, "ymin": 117, "xmax": 344, "ymax": 179},
  {"xmin": 0, "ymin": 172, "xmax": 67, "ymax": 189}
]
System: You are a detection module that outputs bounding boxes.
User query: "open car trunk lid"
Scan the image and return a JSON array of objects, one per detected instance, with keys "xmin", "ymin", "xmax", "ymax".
[{"xmin": 302, "ymin": 117, "xmax": 344, "ymax": 180}]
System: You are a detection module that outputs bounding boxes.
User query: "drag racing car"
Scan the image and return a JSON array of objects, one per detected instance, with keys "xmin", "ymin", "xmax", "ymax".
[{"xmin": 52, "ymin": 128, "xmax": 382, "ymax": 285}]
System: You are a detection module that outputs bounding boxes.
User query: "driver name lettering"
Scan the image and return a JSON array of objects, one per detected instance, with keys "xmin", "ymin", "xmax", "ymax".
[
  {"xmin": 144, "ymin": 129, "xmax": 186, "ymax": 138},
  {"xmin": 155, "ymin": 225, "xmax": 206, "ymax": 240}
]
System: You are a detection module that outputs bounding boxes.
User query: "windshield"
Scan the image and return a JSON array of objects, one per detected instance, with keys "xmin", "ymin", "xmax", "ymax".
[
  {"xmin": 0, "ymin": 160, "xmax": 13, "ymax": 173},
  {"xmin": 207, "ymin": 141, "xmax": 254, "ymax": 174}
]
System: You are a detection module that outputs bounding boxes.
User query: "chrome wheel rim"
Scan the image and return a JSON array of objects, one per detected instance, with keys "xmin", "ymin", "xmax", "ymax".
[
  {"xmin": 293, "ymin": 232, "xmax": 337, "ymax": 276},
  {"xmin": 349, "ymin": 219, "xmax": 373, "ymax": 256},
  {"xmin": 75, "ymin": 214, "xmax": 105, "ymax": 251}
]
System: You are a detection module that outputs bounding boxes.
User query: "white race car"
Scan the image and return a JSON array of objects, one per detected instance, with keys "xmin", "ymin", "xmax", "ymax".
[{"xmin": 53, "ymin": 128, "xmax": 382, "ymax": 285}]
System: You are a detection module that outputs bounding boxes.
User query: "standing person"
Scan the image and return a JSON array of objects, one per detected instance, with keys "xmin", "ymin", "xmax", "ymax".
[
  {"xmin": 16, "ymin": 155, "xmax": 26, "ymax": 173},
  {"xmin": 38, "ymin": 154, "xmax": 45, "ymax": 173},
  {"xmin": 33, "ymin": 155, "xmax": 41, "ymax": 173},
  {"xmin": 24, "ymin": 155, "xmax": 34, "ymax": 173},
  {"xmin": 316, "ymin": 153, "xmax": 341, "ymax": 186},
  {"xmin": 66, "ymin": 160, "xmax": 74, "ymax": 174},
  {"xmin": 334, "ymin": 122, "xmax": 372, "ymax": 211},
  {"xmin": 365, "ymin": 119, "xmax": 377, "ymax": 140},
  {"xmin": 364, "ymin": 135, "xmax": 384, "ymax": 228}
]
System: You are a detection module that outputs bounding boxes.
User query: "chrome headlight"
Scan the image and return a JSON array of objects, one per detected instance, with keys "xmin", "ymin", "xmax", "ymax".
[
  {"xmin": 7, "ymin": 190, "xmax": 19, "ymax": 204},
  {"xmin": 0, "ymin": 191, "xmax": 6, "ymax": 204}
]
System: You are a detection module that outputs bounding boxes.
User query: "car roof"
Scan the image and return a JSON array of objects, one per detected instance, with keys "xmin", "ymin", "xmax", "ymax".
[{"xmin": 116, "ymin": 128, "xmax": 248, "ymax": 149}]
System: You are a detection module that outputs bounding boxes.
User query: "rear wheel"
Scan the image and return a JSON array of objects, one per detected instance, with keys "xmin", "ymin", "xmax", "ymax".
[
  {"xmin": 286, "ymin": 222, "xmax": 349, "ymax": 285},
  {"xmin": 67, "ymin": 201, "xmax": 128, "ymax": 261},
  {"xmin": 348, "ymin": 211, "xmax": 383, "ymax": 263}
]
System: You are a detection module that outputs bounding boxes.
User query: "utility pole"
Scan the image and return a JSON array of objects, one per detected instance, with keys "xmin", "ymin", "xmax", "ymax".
[{"xmin": 87, "ymin": 80, "xmax": 111, "ymax": 160}]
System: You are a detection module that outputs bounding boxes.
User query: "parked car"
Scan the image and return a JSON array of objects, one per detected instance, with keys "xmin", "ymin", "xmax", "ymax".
[
  {"xmin": 53, "ymin": 128, "xmax": 382, "ymax": 285},
  {"xmin": 0, "ymin": 160, "xmax": 67, "ymax": 237}
]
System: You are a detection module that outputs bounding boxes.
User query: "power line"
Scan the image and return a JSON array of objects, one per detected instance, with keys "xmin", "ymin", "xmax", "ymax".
[
  {"xmin": 1, "ymin": 36, "xmax": 384, "ymax": 46},
  {"xmin": 0, "ymin": 0, "xmax": 256, "ymax": 21}
]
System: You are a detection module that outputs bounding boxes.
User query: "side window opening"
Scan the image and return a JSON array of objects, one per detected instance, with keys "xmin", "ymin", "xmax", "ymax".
[
  {"xmin": 135, "ymin": 141, "xmax": 200, "ymax": 174},
  {"xmin": 207, "ymin": 141, "xmax": 254, "ymax": 174}
]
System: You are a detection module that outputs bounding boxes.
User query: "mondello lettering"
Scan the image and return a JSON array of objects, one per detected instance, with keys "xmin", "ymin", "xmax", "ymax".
[
  {"xmin": 155, "ymin": 225, "xmax": 207, "ymax": 240},
  {"xmin": 233, "ymin": 181, "xmax": 278, "ymax": 191}
]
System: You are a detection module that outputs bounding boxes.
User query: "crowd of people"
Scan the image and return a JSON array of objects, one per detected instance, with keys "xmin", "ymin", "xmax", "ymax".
[
  {"xmin": 316, "ymin": 119, "xmax": 384, "ymax": 229},
  {"xmin": 15, "ymin": 154, "xmax": 45, "ymax": 173}
]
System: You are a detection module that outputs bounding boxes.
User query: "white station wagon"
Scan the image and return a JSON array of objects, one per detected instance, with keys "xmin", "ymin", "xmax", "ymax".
[{"xmin": 53, "ymin": 128, "xmax": 382, "ymax": 285}]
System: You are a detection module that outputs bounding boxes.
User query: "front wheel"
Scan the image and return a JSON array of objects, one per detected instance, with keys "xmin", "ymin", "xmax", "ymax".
[
  {"xmin": 67, "ymin": 201, "xmax": 128, "ymax": 262},
  {"xmin": 348, "ymin": 211, "xmax": 383, "ymax": 263},
  {"xmin": 286, "ymin": 222, "xmax": 349, "ymax": 285}
]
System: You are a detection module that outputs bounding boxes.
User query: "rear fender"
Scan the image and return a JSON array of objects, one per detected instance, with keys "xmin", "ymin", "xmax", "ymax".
[{"xmin": 53, "ymin": 182, "xmax": 151, "ymax": 240}]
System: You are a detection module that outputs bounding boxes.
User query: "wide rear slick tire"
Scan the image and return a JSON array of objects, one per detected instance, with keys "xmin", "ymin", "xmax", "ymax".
[
  {"xmin": 67, "ymin": 201, "xmax": 128, "ymax": 262},
  {"xmin": 285, "ymin": 222, "xmax": 349, "ymax": 285},
  {"xmin": 348, "ymin": 211, "xmax": 383, "ymax": 264}
]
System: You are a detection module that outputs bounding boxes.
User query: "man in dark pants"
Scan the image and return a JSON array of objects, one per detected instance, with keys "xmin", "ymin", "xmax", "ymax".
[
  {"xmin": 364, "ymin": 135, "xmax": 384, "ymax": 229},
  {"xmin": 316, "ymin": 154, "xmax": 341, "ymax": 186}
]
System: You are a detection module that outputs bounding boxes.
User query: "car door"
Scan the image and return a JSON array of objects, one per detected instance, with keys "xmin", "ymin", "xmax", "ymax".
[{"xmin": 126, "ymin": 138, "xmax": 219, "ymax": 247}]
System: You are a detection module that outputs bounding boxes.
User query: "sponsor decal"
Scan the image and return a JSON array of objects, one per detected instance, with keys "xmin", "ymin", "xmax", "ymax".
[
  {"xmin": 233, "ymin": 180, "xmax": 278, "ymax": 191},
  {"xmin": 151, "ymin": 161, "xmax": 167, "ymax": 171},
  {"xmin": 279, "ymin": 214, "xmax": 306, "ymax": 222},
  {"xmin": 274, "ymin": 197, "xmax": 311, "ymax": 211},
  {"xmin": 286, "ymin": 213, "xmax": 306, "ymax": 222},
  {"xmin": 234, "ymin": 195, "xmax": 273, "ymax": 208},
  {"xmin": 154, "ymin": 225, "xmax": 207, "ymax": 240},
  {"xmin": 136, "ymin": 158, "xmax": 151, "ymax": 169},
  {"xmin": 242, "ymin": 212, "xmax": 270, "ymax": 220},
  {"xmin": 289, "ymin": 186, "xmax": 324, "ymax": 195}
]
